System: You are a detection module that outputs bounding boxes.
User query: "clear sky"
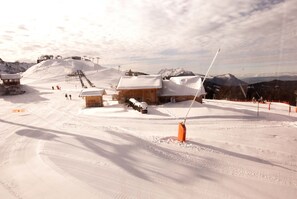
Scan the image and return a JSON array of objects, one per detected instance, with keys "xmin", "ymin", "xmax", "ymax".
[{"xmin": 1, "ymin": 0, "xmax": 297, "ymax": 76}]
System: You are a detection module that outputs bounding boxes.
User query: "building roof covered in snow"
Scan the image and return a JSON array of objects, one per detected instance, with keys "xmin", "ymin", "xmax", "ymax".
[
  {"xmin": 160, "ymin": 76, "xmax": 206, "ymax": 96},
  {"xmin": 80, "ymin": 88, "xmax": 106, "ymax": 97},
  {"xmin": 116, "ymin": 75, "xmax": 162, "ymax": 90},
  {"xmin": 0, "ymin": 73, "xmax": 21, "ymax": 80}
]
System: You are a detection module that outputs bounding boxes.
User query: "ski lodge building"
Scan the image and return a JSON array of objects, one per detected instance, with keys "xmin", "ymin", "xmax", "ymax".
[
  {"xmin": 116, "ymin": 75, "xmax": 206, "ymax": 105},
  {"xmin": 116, "ymin": 75, "xmax": 162, "ymax": 105}
]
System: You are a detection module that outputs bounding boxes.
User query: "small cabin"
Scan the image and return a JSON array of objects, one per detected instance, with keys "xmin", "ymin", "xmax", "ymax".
[
  {"xmin": 116, "ymin": 75, "xmax": 162, "ymax": 105},
  {"xmin": 0, "ymin": 73, "xmax": 21, "ymax": 86},
  {"xmin": 159, "ymin": 76, "xmax": 206, "ymax": 103},
  {"xmin": 80, "ymin": 88, "xmax": 106, "ymax": 107},
  {"xmin": 0, "ymin": 73, "xmax": 24, "ymax": 95}
]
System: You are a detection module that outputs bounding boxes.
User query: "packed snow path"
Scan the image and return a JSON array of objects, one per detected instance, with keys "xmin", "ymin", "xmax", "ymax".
[
  {"xmin": 1, "ymin": 87, "xmax": 297, "ymax": 199},
  {"xmin": 1, "ymin": 61, "xmax": 297, "ymax": 198}
]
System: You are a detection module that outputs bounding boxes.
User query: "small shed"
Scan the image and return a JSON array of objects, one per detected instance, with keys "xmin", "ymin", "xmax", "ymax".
[
  {"xmin": 0, "ymin": 73, "xmax": 24, "ymax": 95},
  {"xmin": 0, "ymin": 73, "xmax": 21, "ymax": 86},
  {"xmin": 159, "ymin": 76, "xmax": 206, "ymax": 103},
  {"xmin": 80, "ymin": 88, "xmax": 106, "ymax": 107},
  {"xmin": 116, "ymin": 75, "xmax": 162, "ymax": 105}
]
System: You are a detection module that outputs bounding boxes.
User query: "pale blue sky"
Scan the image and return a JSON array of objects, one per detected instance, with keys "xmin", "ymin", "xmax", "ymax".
[{"xmin": 1, "ymin": 0, "xmax": 296, "ymax": 76}]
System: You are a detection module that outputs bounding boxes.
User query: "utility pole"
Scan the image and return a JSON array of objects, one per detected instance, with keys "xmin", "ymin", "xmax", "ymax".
[
  {"xmin": 96, "ymin": 57, "xmax": 100, "ymax": 65},
  {"xmin": 295, "ymin": 90, "xmax": 297, "ymax": 112}
]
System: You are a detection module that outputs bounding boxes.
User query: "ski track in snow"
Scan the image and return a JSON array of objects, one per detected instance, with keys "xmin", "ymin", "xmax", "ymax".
[
  {"xmin": 2, "ymin": 95, "xmax": 297, "ymax": 198},
  {"xmin": 1, "ymin": 62, "xmax": 297, "ymax": 199},
  {"xmin": 151, "ymin": 136, "xmax": 297, "ymax": 187}
]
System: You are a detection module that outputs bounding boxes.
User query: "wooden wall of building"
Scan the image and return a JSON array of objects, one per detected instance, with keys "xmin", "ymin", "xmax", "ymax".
[
  {"xmin": 85, "ymin": 96, "xmax": 103, "ymax": 107},
  {"xmin": 118, "ymin": 89, "xmax": 159, "ymax": 105}
]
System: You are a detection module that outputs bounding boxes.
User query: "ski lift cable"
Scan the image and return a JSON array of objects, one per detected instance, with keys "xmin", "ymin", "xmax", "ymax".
[{"xmin": 183, "ymin": 48, "xmax": 221, "ymax": 125}]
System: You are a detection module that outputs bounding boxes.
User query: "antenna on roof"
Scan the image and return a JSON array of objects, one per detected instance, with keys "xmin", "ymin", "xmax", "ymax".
[{"xmin": 177, "ymin": 48, "xmax": 221, "ymax": 142}]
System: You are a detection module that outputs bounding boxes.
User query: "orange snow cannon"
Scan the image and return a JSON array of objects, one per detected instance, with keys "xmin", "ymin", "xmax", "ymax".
[{"xmin": 177, "ymin": 122, "xmax": 186, "ymax": 142}]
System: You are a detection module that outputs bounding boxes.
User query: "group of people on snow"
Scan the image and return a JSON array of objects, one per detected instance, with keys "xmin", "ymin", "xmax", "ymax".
[
  {"xmin": 51, "ymin": 86, "xmax": 72, "ymax": 100},
  {"xmin": 65, "ymin": 93, "xmax": 72, "ymax": 100},
  {"xmin": 52, "ymin": 85, "xmax": 61, "ymax": 90}
]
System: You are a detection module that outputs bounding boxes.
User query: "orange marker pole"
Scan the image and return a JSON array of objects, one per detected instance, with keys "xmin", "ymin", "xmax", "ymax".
[{"xmin": 177, "ymin": 123, "xmax": 186, "ymax": 142}]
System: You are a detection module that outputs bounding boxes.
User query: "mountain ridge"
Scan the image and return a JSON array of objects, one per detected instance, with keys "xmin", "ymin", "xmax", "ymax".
[{"xmin": 0, "ymin": 58, "xmax": 34, "ymax": 74}]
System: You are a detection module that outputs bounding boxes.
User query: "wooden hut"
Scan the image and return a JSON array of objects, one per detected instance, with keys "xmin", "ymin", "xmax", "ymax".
[
  {"xmin": 80, "ymin": 88, "xmax": 106, "ymax": 107},
  {"xmin": 0, "ymin": 73, "xmax": 24, "ymax": 95},
  {"xmin": 159, "ymin": 76, "xmax": 206, "ymax": 103},
  {"xmin": 116, "ymin": 75, "xmax": 162, "ymax": 105},
  {"xmin": 0, "ymin": 73, "xmax": 21, "ymax": 86}
]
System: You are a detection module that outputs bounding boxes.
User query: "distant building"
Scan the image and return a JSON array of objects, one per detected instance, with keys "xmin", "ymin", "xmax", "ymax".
[
  {"xmin": 159, "ymin": 76, "xmax": 206, "ymax": 103},
  {"xmin": 37, "ymin": 55, "xmax": 54, "ymax": 63},
  {"xmin": 70, "ymin": 56, "xmax": 82, "ymax": 60},
  {"xmin": 80, "ymin": 88, "xmax": 106, "ymax": 107},
  {"xmin": 116, "ymin": 75, "xmax": 162, "ymax": 105}
]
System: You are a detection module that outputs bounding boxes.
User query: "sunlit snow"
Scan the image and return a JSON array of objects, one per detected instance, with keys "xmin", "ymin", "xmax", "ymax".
[{"xmin": 1, "ymin": 59, "xmax": 297, "ymax": 199}]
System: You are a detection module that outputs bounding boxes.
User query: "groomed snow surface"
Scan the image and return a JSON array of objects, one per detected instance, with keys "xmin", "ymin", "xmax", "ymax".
[{"xmin": 1, "ymin": 60, "xmax": 297, "ymax": 199}]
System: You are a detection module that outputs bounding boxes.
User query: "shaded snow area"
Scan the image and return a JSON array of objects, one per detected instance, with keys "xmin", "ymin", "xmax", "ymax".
[{"xmin": 1, "ymin": 60, "xmax": 297, "ymax": 199}]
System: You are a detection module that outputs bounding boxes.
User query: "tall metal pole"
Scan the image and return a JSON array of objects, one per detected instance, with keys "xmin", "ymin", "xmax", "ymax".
[
  {"xmin": 257, "ymin": 101, "xmax": 259, "ymax": 117},
  {"xmin": 183, "ymin": 48, "xmax": 220, "ymax": 125},
  {"xmin": 295, "ymin": 90, "xmax": 297, "ymax": 113}
]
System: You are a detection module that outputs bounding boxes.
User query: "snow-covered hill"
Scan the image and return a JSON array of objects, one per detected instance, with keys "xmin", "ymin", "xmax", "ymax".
[
  {"xmin": 1, "ymin": 59, "xmax": 297, "ymax": 199},
  {"xmin": 23, "ymin": 59, "xmax": 99, "ymax": 79},
  {"xmin": 211, "ymin": 73, "xmax": 247, "ymax": 86},
  {"xmin": 22, "ymin": 59, "xmax": 122, "ymax": 89}
]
